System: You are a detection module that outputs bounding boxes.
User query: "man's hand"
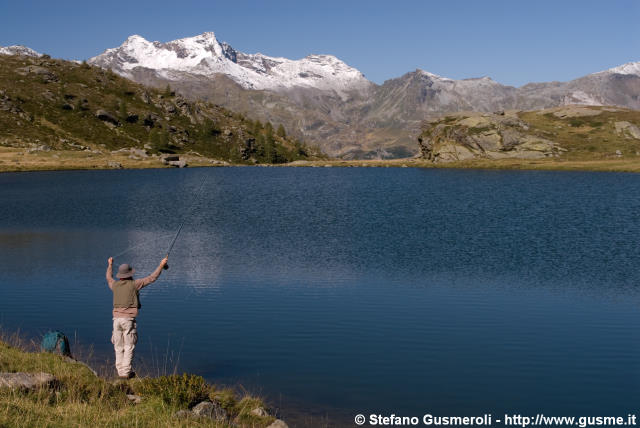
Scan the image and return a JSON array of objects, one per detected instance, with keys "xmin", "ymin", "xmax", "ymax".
[
  {"xmin": 108, "ymin": 257, "xmax": 113, "ymax": 266},
  {"xmin": 161, "ymin": 255, "xmax": 168, "ymax": 266}
]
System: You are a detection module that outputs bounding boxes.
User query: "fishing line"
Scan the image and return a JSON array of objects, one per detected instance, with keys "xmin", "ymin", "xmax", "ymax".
[
  {"xmin": 163, "ymin": 172, "xmax": 210, "ymax": 270},
  {"xmin": 111, "ymin": 233, "xmax": 175, "ymax": 259}
]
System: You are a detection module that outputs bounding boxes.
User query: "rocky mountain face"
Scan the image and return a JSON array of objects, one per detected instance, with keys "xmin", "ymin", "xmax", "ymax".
[
  {"xmin": 11, "ymin": 33, "xmax": 639, "ymax": 159},
  {"xmin": 418, "ymin": 106, "xmax": 640, "ymax": 162}
]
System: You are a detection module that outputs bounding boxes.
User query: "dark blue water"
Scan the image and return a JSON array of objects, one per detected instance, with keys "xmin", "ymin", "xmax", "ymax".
[{"xmin": 1, "ymin": 167, "xmax": 640, "ymax": 425}]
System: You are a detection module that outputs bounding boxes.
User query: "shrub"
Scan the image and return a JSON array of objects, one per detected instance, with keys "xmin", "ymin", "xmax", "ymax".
[
  {"xmin": 132, "ymin": 373, "xmax": 211, "ymax": 408},
  {"xmin": 209, "ymin": 387, "xmax": 237, "ymax": 412}
]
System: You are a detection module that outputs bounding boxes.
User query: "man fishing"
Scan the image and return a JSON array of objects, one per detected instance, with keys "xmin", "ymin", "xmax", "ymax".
[{"xmin": 106, "ymin": 255, "xmax": 168, "ymax": 379}]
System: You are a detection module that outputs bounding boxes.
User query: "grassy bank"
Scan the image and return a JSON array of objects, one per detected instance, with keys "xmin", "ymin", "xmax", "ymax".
[{"xmin": 0, "ymin": 334, "xmax": 278, "ymax": 427}]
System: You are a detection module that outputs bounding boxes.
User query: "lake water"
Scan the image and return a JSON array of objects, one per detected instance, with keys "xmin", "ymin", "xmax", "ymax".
[{"xmin": 1, "ymin": 167, "xmax": 640, "ymax": 426}]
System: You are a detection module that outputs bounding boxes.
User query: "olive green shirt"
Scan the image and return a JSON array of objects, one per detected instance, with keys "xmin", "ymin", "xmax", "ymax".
[{"xmin": 106, "ymin": 263, "xmax": 164, "ymax": 318}]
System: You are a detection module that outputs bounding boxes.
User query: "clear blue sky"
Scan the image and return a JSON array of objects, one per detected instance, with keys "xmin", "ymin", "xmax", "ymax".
[{"xmin": 0, "ymin": 0, "xmax": 638, "ymax": 87}]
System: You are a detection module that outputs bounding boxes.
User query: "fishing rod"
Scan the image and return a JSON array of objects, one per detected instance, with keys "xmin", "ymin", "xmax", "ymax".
[{"xmin": 163, "ymin": 172, "xmax": 210, "ymax": 270}]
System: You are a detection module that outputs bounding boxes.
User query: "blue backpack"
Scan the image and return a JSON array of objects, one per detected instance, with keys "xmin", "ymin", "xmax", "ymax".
[{"xmin": 41, "ymin": 331, "xmax": 71, "ymax": 357}]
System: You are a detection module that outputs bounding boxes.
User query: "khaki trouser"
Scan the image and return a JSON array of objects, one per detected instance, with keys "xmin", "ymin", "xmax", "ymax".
[{"xmin": 111, "ymin": 317, "xmax": 137, "ymax": 377}]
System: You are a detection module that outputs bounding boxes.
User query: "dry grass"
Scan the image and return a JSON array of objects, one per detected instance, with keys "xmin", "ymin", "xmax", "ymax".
[{"xmin": 0, "ymin": 147, "xmax": 220, "ymax": 173}]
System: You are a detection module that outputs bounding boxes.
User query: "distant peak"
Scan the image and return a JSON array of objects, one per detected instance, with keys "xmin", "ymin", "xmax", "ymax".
[
  {"xmin": 0, "ymin": 45, "xmax": 42, "ymax": 57},
  {"xmin": 177, "ymin": 32, "xmax": 220, "ymax": 44},
  {"xmin": 124, "ymin": 34, "xmax": 147, "ymax": 43},
  {"xmin": 463, "ymin": 76, "xmax": 494, "ymax": 82},
  {"xmin": 417, "ymin": 69, "xmax": 449, "ymax": 80},
  {"xmin": 606, "ymin": 61, "xmax": 640, "ymax": 76}
]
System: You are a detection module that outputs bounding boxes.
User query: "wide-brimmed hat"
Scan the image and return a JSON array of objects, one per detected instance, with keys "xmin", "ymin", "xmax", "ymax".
[{"xmin": 116, "ymin": 263, "xmax": 135, "ymax": 279}]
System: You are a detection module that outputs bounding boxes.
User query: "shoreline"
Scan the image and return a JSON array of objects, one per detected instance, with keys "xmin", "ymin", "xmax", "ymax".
[
  {"xmin": 0, "ymin": 330, "xmax": 294, "ymax": 427},
  {"xmin": 2, "ymin": 147, "xmax": 640, "ymax": 174}
]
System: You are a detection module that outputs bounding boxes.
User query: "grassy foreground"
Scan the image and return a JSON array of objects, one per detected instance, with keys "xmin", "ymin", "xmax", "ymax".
[{"xmin": 0, "ymin": 338, "xmax": 277, "ymax": 427}]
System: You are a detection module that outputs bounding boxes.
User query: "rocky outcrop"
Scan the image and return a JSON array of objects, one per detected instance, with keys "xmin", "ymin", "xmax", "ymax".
[
  {"xmin": 615, "ymin": 121, "xmax": 640, "ymax": 139},
  {"xmin": 14, "ymin": 65, "xmax": 58, "ymax": 83},
  {"xmin": 0, "ymin": 372, "xmax": 56, "ymax": 390},
  {"xmin": 418, "ymin": 111, "xmax": 566, "ymax": 162},
  {"xmin": 173, "ymin": 400, "xmax": 228, "ymax": 422}
]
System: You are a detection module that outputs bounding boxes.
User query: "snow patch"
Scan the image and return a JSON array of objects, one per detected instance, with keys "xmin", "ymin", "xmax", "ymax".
[{"xmin": 0, "ymin": 45, "xmax": 41, "ymax": 57}]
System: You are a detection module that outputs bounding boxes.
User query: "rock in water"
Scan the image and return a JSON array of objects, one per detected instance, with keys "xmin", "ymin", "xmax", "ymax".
[
  {"xmin": 0, "ymin": 372, "xmax": 56, "ymax": 390},
  {"xmin": 267, "ymin": 420, "xmax": 289, "ymax": 428}
]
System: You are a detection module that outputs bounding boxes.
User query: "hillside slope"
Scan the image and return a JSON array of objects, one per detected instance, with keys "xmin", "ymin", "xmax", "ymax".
[
  {"xmin": 417, "ymin": 106, "xmax": 640, "ymax": 163},
  {"xmin": 0, "ymin": 53, "xmax": 321, "ymax": 171}
]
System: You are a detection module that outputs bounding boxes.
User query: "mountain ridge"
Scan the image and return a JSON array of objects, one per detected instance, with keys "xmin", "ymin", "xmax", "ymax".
[{"xmin": 4, "ymin": 34, "xmax": 639, "ymax": 159}]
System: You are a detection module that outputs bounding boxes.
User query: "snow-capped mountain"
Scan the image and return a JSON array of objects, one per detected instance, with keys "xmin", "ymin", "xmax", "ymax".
[
  {"xmin": 0, "ymin": 45, "xmax": 41, "ymax": 57},
  {"xmin": 601, "ymin": 61, "xmax": 640, "ymax": 76},
  {"xmin": 6, "ymin": 31, "xmax": 634, "ymax": 159},
  {"xmin": 89, "ymin": 32, "xmax": 371, "ymax": 95}
]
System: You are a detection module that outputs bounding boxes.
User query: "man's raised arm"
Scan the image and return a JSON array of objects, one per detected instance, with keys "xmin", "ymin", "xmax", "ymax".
[
  {"xmin": 106, "ymin": 257, "xmax": 115, "ymax": 290},
  {"xmin": 134, "ymin": 256, "xmax": 169, "ymax": 289}
]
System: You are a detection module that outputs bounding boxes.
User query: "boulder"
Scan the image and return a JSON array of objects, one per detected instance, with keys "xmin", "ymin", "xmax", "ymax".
[
  {"xmin": 95, "ymin": 110, "xmax": 120, "ymax": 126},
  {"xmin": 191, "ymin": 400, "xmax": 227, "ymax": 420},
  {"xmin": 108, "ymin": 161, "xmax": 123, "ymax": 169},
  {"xmin": 143, "ymin": 113, "xmax": 160, "ymax": 127},
  {"xmin": 267, "ymin": 420, "xmax": 289, "ymax": 428},
  {"xmin": 140, "ymin": 91, "xmax": 151, "ymax": 104},
  {"xmin": 126, "ymin": 394, "xmax": 142, "ymax": 404},
  {"xmin": 0, "ymin": 372, "xmax": 56, "ymax": 390},
  {"xmin": 615, "ymin": 121, "xmax": 640, "ymax": 139},
  {"xmin": 173, "ymin": 410, "xmax": 192, "ymax": 419},
  {"xmin": 130, "ymin": 148, "xmax": 148, "ymax": 158},
  {"xmin": 174, "ymin": 95, "xmax": 191, "ymax": 115},
  {"xmin": 251, "ymin": 407, "xmax": 269, "ymax": 417},
  {"xmin": 163, "ymin": 103, "xmax": 177, "ymax": 115},
  {"xmin": 161, "ymin": 155, "xmax": 179, "ymax": 165},
  {"xmin": 41, "ymin": 90, "xmax": 56, "ymax": 102},
  {"xmin": 168, "ymin": 160, "xmax": 187, "ymax": 168}
]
